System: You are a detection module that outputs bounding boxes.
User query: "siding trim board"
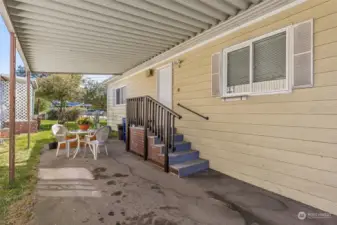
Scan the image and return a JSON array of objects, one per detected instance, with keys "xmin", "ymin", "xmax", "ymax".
[{"xmin": 107, "ymin": 0, "xmax": 337, "ymax": 215}]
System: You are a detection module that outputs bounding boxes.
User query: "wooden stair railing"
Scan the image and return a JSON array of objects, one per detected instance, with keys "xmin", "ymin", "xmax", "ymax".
[{"xmin": 126, "ymin": 96, "xmax": 182, "ymax": 172}]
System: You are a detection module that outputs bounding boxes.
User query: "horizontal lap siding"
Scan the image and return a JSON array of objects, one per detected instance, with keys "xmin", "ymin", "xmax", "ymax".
[
  {"xmin": 172, "ymin": 0, "xmax": 337, "ymax": 214},
  {"xmin": 107, "ymin": 71, "xmax": 157, "ymax": 130},
  {"xmin": 106, "ymin": 0, "xmax": 337, "ymax": 214}
]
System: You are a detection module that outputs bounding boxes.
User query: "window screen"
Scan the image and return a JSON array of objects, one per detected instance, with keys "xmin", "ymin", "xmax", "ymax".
[
  {"xmin": 121, "ymin": 86, "xmax": 126, "ymax": 104},
  {"xmin": 116, "ymin": 88, "xmax": 121, "ymax": 105},
  {"xmin": 253, "ymin": 32, "xmax": 286, "ymax": 82},
  {"xmin": 227, "ymin": 46, "xmax": 250, "ymax": 87}
]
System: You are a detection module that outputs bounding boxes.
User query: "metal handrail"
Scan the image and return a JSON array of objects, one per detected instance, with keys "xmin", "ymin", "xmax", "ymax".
[
  {"xmin": 177, "ymin": 103, "xmax": 209, "ymax": 120},
  {"xmin": 146, "ymin": 96, "xmax": 182, "ymax": 119},
  {"xmin": 129, "ymin": 95, "xmax": 182, "ymax": 119},
  {"xmin": 125, "ymin": 96, "xmax": 182, "ymax": 173}
]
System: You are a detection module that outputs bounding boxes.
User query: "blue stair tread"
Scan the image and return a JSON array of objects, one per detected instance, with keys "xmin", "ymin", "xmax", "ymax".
[
  {"xmin": 169, "ymin": 150, "xmax": 197, "ymax": 157},
  {"xmin": 149, "ymin": 133, "xmax": 183, "ymax": 137},
  {"xmin": 159, "ymin": 150, "xmax": 200, "ymax": 165},
  {"xmin": 173, "ymin": 141, "xmax": 190, "ymax": 145},
  {"xmin": 159, "ymin": 150, "xmax": 197, "ymax": 157},
  {"xmin": 154, "ymin": 141, "xmax": 190, "ymax": 148},
  {"xmin": 152, "ymin": 133, "xmax": 184, "ymax": 144},
  {"xmin": 170, "ymin": 159, "xmax": 208, "ymax": 170}
]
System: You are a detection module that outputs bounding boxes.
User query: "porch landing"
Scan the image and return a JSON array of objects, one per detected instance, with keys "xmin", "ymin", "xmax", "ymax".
[{"xmin": 31, "ymin": 139, "xmax": 337, "ymax": 225}]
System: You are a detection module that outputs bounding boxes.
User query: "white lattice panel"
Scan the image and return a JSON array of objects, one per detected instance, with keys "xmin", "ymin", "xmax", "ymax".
[{"xmin": 0, "ymin": 80, "xmax": 34, "ymax": 129}]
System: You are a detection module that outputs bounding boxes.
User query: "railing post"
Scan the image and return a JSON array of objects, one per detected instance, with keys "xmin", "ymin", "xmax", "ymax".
[
  {"xmin": 135, "ymin": 98, "xmax": 137, "ymax": 126},
  {"xmin": 143, "ymin": 97, "xmax": 148, "ymax": 160},
  {"xmin": 154, "ymin": 104, "xmax": 157, "ymax": 135},
  {"xmin": 161, "ymin": 108, "xmax": 164, "ymax": 141},
  {"xmin": 151, "ymin": 101, "xmax": 154, "ymax": 132},
  {"xmin": 172, "ymin": 116, "xmax": 175, "ymax": 152},
  {"xmin": 164, "ymin": 111, "xmax": 170, "ymax": 173},
  {"xmin": 125, "ymin": 99, "xmax": 130, "ymax": 151}
]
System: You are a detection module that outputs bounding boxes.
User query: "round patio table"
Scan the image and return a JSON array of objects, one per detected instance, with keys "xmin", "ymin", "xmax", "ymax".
[{"xmin": 68, "ymin": 129, "xmax": 96, "ymax": 158}]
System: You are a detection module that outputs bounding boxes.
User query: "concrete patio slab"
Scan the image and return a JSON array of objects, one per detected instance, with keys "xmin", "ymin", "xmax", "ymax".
[
  {"xmin": 31, "ymin": 139, "xmax": 245, "ymax": 225},
  {"xmin": 30, "ymin": 139, "xmax": 337, "ymax": 225}
]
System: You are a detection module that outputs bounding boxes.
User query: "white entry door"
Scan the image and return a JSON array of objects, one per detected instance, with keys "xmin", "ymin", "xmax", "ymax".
[{"xmin": 157, "ymin": 64, "xmax": 172, "ymax": 109}]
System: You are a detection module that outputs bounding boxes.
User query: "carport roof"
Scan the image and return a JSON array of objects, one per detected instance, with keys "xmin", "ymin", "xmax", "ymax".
[{"xmin": 0, "ymin": 0, "xmax": 300, "ymax": 74}]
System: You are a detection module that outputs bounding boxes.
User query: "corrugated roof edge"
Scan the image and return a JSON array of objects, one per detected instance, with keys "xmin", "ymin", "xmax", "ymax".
[
  {"xmin": 0, "ymin": 74, "xmax": 38, "ymax": 89},
  {"xmin": 104, "ymin": 0, "xmax": 307, "ymax": 85}
]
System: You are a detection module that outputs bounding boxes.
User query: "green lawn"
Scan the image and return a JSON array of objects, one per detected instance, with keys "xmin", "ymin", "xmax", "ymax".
[
  {"xmin": 0, "ymin": 119, "xmax": 110, "ymax": 223},
  {"xmin": 0, "ymin": 129, "xmax": 55, "ymax": 224}
]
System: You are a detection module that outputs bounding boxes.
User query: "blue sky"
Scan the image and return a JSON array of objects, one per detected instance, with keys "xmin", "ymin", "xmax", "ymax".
[
  {"xmin": 0, "ymin": 16, "xmax": 111, "ymax": 82},
  {"xmin": 0, "ymin": 17, "xmax": 24, "ymax": 74}
]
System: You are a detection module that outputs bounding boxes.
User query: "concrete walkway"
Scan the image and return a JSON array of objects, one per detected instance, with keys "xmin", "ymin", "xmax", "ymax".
[{"xmin": 31, "ymin": 139, "xmax": 337, "ymax": 225}]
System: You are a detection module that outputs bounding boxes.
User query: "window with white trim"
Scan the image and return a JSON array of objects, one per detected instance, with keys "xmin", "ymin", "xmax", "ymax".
[
  {"xmin": 223, "ymin": 28, "xmax": 289, "ymax": 97},
  {"xmin": 113, "ymin": 86, "xmax": 126, "ymax": 106},
  {"xmin": 211, "ymin": 20, "xmax": 314, "ymax": 98}
]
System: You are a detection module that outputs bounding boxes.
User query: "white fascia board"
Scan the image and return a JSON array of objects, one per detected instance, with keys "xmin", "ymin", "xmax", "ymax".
[
  {"xmin": 107, "ymin": 0, "xmax": 308, "ymax": 85},
  {"xmin": 0, "ymin": 0, "xmax": 31, "ymax": 72}
]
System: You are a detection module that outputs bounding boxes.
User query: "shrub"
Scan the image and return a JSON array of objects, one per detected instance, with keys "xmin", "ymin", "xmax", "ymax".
[
  {"xmin": 46, "ymin": 109, "xmax": 58, "ymax": 120},
  {"xmin": 65, "ymin": 107, "xmax": 85, "ymax": 121},
  {"xmin": 46, "ymin": 107, "xmax": 85, "ymax": 121}
]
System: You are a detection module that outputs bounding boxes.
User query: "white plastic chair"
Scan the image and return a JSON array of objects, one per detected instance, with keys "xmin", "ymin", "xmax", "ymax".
[
  {"xmin": 86, "ymin": 126, "xmax": 110, "ymax": 160},
  {"xmin": 52, "ymin": 124, "xmax": 78, "ymax": 158},
  {"xmin": 72, "ymin": 130, "xmax": 95, "ymax": 159}
]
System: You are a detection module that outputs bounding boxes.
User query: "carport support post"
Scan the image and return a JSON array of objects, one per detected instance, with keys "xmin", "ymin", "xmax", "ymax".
[
  {"xmin": 9, "ymin": 32, "xmax": 16, "ymax": 184},
  {"xmin": 125, "ymin": 99, "xmax": 130, "ymax": 151},
  {"xmin": 143, "ymin": 97, "xmax": 148, "ymax": 160},
  {"xmin": 27, "ymin": 70, "xmax": 31, "ymax": 149}
]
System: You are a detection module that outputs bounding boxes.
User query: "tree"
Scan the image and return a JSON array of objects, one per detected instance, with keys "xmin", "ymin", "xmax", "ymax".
[
  {"xmin": 35, "ymin": 74, "xmax": 83, "ymax": 123},
  {"xmin": 34, "ymin": 98, "xmax": 50, "ymax": 114},
  {"xmin": 82, "ymin": 79, "xmax": 107, "ymax": 110},
  {"xmin": 15, "ymin": 65, "xmax": 25, "ymax": 77},
  {"xmin": 16, "ymin": 65, "xmax": 49, "ymax": 78}
]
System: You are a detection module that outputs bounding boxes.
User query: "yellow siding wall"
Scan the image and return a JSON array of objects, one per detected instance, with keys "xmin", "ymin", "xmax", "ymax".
[
  {"xmin": 107, "ymin": 71, "xmax": 157, "ymax": 130},
  {"xmin": 107, "ymin": 0, "xmax": 337, "ymax": 214}
]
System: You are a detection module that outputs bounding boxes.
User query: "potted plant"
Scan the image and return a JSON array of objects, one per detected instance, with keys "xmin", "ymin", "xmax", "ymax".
[{"xmin": 76, "ymin": 117, "xmax": 93, "ymax": 131}]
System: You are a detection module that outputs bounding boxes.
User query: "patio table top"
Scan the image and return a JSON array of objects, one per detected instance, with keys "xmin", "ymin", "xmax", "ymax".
[{"xmin": 68, "ymin": 129, "xmax": 96, "ymax": 135}]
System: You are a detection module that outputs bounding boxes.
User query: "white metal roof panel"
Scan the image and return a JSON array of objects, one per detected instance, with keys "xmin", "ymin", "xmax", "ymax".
[{"xmin": 0, "ymin": 0, "xmax": 299, "ymax": 74}]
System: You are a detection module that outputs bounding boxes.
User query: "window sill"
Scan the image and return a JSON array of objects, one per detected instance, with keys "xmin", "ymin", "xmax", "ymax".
[
  {"xmin": 222, "ymin": 89, "xmax": 292, "ymax": 100},
  {"xmin": 293, "ymin": 84, "xmax": 313, "ymax": 89},
  {"xmin": 223, "ymin": 96, "xmax": 248, "ymax": 102}
]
